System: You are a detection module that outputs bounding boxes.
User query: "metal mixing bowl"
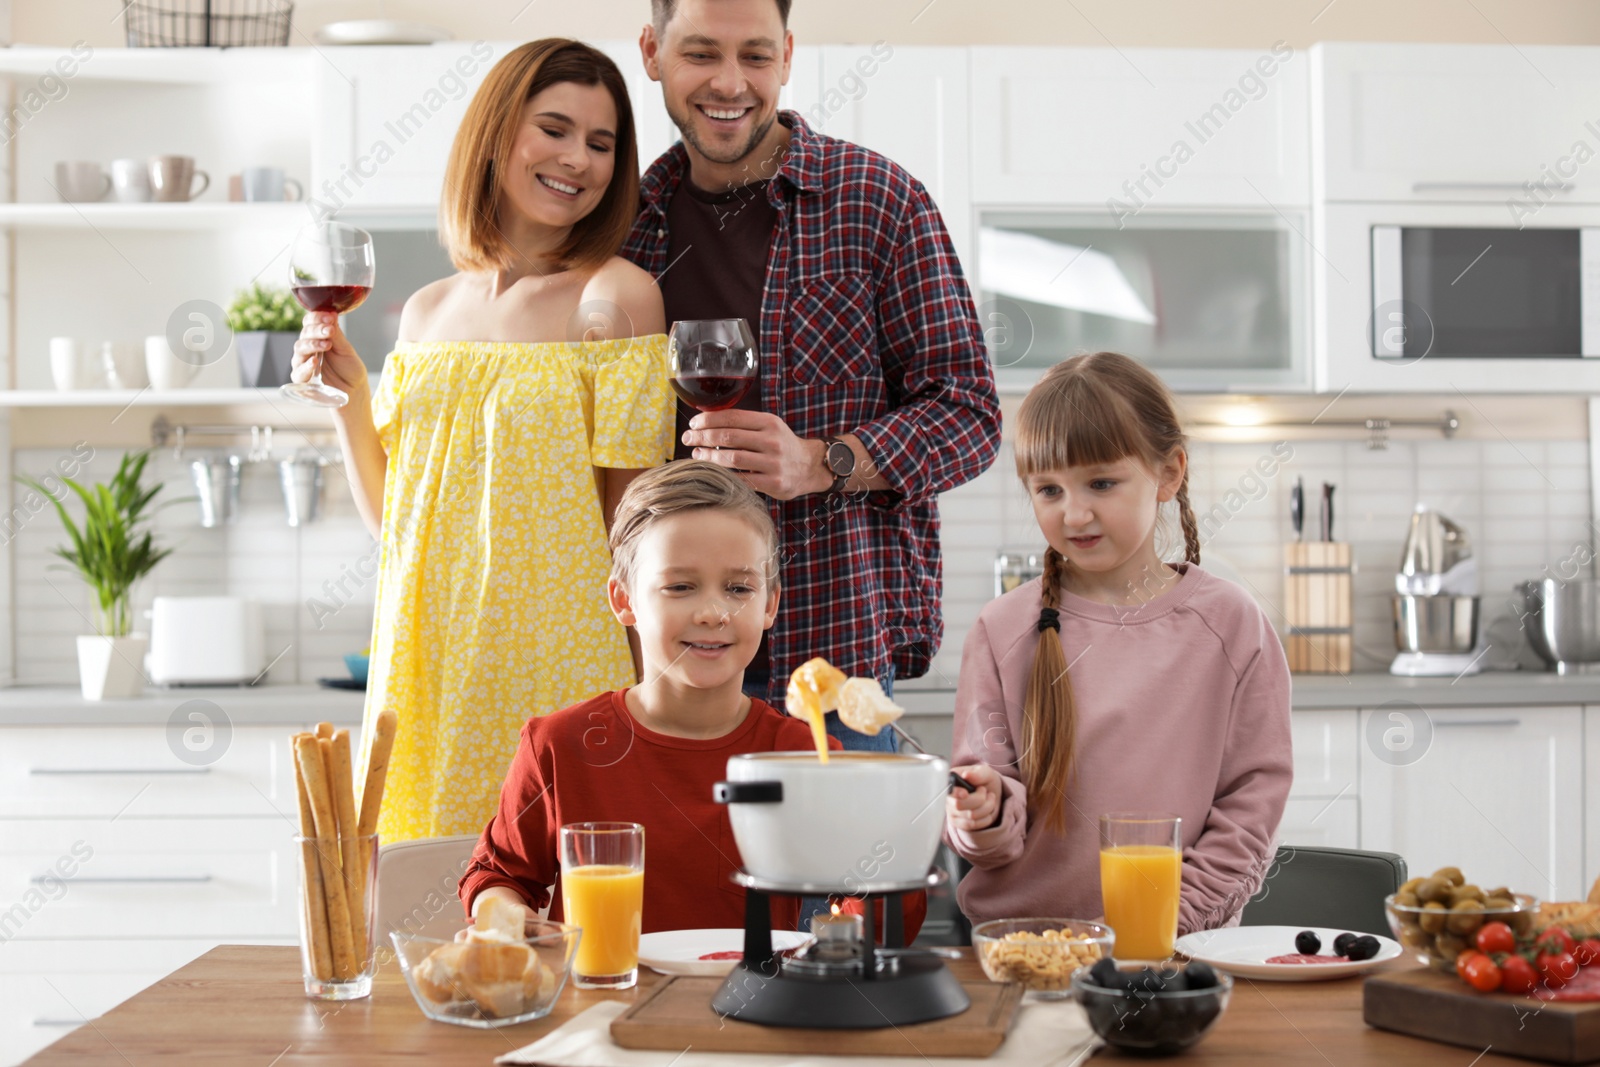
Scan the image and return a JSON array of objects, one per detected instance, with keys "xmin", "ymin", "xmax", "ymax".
[
  {"xmin": 1391, "ymin": 594, "xmax": 1479, "ymax": 654},
  {"xmin": 1518, "ymin": 579, "xmax": 1600, "ymax": 673}
]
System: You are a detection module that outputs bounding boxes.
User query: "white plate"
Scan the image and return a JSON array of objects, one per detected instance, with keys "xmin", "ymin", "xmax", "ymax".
[
  {"xmin": 1174, "ymin": 925, "xmax": 1402, "ymax": 981},
  {"xmin": 313, "ymin": 20, "xmax": 452, "ymax": 45},
  {"xmin": 638, "ymin": 928, "xmax": 812, "ymax": 977}
]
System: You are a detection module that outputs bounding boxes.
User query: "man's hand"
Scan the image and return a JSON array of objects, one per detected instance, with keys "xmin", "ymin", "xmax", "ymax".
[
  {"xmin": 683, "ymin": 410, "xmax": 828, "ymax": 500},
  {"xmin": 946, "ymin": 763, "xmax": 1005, "ymax": 833}
]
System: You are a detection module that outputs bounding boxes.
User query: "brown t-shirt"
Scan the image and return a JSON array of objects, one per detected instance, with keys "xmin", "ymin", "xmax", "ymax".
[{"xmin": 658, "ymin": 176, "xmax": 779, "ymax": 675}]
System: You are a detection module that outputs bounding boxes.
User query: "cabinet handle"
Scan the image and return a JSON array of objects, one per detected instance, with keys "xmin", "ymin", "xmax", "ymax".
[
  {"xmin": 31, "ymin": 874, "xmax": 212, "ymax": 884},
  {"xmin": 1434, "ymin": 718, "xmax": 1521, "ymax": 729},
  {"xmin": 32, "ymin": 1017, "xmax": 90, "ymax": 1027},
  {"xmin": 1411, "ymin": 181, "xmax": 1573, "ymax": 194},
  {"xmin": 28, "ymin": 767, "xmax": 211, "ymax": 776}
]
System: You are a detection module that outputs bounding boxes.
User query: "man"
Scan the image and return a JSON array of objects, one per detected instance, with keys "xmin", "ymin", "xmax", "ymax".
[{"xmin": 625, "ymin": 0, "xmax": 1001, "ymax": 751}]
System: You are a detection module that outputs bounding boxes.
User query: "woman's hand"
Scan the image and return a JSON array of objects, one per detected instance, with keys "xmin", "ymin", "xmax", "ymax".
[
  {"xmin": 946, "ymin": 763, "xmax": 1005, "ymax": 833},
  {"xmin": 292, "ymin": 310, "xmax": 369, "ymax": 402}
]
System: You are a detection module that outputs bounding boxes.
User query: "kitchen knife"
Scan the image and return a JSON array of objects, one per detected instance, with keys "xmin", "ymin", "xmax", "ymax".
[
  {"xmin": 1320, "ymin": 482, "xmax": 1335, "ymax": 541},
  {"xmin": 1290, "ymin": 477, "xmax": 1304, "ymax": 541}
]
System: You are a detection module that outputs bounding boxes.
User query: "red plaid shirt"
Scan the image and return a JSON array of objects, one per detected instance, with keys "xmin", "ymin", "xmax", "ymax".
[{"xmin": 622, "ymin": 112, "xmax": 1001, "ymax": 686}]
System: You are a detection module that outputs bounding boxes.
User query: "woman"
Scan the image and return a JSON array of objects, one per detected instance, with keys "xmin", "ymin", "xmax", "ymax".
[{"xmin": 292, "ymin": 40, "xmax": 673, "ymax": 841}]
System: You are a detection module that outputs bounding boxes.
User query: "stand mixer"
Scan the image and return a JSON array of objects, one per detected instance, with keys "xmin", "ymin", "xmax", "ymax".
[{"xmin": 1391, "ymin": 504, "xmax": 1483, "ymax": 676}]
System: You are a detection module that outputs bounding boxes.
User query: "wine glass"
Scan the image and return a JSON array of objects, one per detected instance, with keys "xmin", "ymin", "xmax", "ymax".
[
  {"xmin": 282, "ymin": 222, "xmax": 375, "ymax": 408},
  {"xmin": 668, "ymin": 319, "xmax": 757, "ymax": 413}
]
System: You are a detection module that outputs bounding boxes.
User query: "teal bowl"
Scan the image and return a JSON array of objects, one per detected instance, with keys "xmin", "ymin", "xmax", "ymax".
[{"xmin": 344, "ymin": 654, "xmax": 369, "ymax": 684}]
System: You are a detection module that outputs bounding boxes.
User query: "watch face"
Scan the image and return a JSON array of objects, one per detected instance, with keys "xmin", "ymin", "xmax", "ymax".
[{"xmin": 826, "ymin": 441, "xmax": 854, "ymax": 476}]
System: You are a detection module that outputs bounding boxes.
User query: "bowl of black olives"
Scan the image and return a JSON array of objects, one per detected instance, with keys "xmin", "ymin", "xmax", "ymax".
[{"xmin": 1071, "ymin": 958, "xmax": 1232, "ymax": 1056}]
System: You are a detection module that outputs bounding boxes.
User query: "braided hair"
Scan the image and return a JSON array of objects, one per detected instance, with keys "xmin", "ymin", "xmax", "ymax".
[{"xmin": 1015, "ymin": 352, "xmax": 1199, "ymax": 832}]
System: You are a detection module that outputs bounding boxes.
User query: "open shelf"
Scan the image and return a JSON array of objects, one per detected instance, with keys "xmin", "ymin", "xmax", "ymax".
[
  {"xmin": 0, "ymin": 44, "xmax": 310, "ymax": 84},
  {"xmin": 0, "ymin": 202, "xmax": 316, "ymax": 230},
  {"xmin": 0, "ymin": 388, "xmax": 300, "ymax": 407}
]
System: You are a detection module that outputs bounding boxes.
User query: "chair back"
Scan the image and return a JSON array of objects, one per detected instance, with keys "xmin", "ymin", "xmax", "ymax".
[
  {"xmin": 375, "ymin": 834, "xmax": 481, "ymax": 939},
  {"xmin": 1239, "ymin": 845, "xmax": 1407, "ymax": 937}
]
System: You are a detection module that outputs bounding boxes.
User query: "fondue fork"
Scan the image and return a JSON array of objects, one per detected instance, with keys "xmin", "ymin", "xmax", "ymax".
[{"xmin": 888, "ymin": 723, "xmax": 979, "ymax": 794}]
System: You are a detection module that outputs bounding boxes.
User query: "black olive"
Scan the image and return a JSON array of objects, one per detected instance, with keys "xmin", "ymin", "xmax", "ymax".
[
  {"xmin": 1088, "ymin": 956, "xmax": 1124, "ymax": 989},
  {"xmin": 1295, "ymin": 930, "xmax": 1321, "ymax": 955},
  {"xmin": 1156, "ymin": 964, "xmax": 1187, "ymax": 992},
  {"xmin": 1128, "ymin": 966, "xmax": 1167, "ymax": 994},
  {"xmin": 1345, "ymin": 935, "xmax": 1380, "ymax": 961},
  {"xmin": 1183, "ymin": 960, "xmax": 1218, "ymax": 989},
  {"xmin": 1333, "ymin": 932, "xmax": 1359, "ymax": 957}
]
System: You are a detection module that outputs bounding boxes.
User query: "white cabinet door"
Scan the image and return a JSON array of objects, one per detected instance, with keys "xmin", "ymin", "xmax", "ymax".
[
  {"xmin": 810, "ymin": 46, "xmax": 972, "ymax": 269},
  {"xmin": 1289, "ymin": 709, "xmax": 1359, "ymax": 800},
  {"xmin": 970, "ymin": 47, "xmax": 1310, "ymax": 208},
  {"xmin": 1314, "ymin": 43, "xmax": 1600, "ymax": 204},
  {"xmin": 1277, "ymin": 797, "xmax": 1359, "ymax": 850},
  {"xmin": 1360, "ymin": 706, "xmax": 1584, "ymax": 901}
]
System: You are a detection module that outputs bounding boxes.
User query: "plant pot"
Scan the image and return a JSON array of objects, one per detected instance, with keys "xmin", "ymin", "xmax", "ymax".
[
  {"xmin": 76, "ymin": 634, "xmax": 149, "ymax": 700},
  {"xmin": 236, "ymin": 331, "xmax": 298, "ymax": 388}
]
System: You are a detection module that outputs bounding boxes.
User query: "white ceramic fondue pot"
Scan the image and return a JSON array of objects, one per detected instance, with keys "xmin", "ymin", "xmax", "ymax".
[{"xmin": 715, "ymin": 752, "xmax": 950, "ymax": 890}]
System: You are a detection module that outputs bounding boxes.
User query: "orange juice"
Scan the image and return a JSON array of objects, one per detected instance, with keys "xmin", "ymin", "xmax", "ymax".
[
  {"xmin": 563, "ymin": 864, "xmax": 644, "ymax": 977},
  {"xmin": 1100, "ymin": 844, "xmax": 1182, "ymax": 960}
]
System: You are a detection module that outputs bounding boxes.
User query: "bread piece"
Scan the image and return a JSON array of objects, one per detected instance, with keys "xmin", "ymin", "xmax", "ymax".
[
  {"xmin": 1536, "ymin": 901, "xmax": 1600, "ymax": 939},
  {"xmin": 474, "ymin": 896, "xmax": 528, "ymax": 943},
  {"xmin": 413, "ymin": 941, "xmax": 470, "ymax": 1004},
  {"xmin": 785, "ymin": 657, "xmax": 847, "ymax": 719},
  {"xmin": 460, "ymin": 941, "xmax": 537, "ymax": 1016},
  {"xmin": 836, "ymin": 677, "xmax": 905, "ymax": 737}
]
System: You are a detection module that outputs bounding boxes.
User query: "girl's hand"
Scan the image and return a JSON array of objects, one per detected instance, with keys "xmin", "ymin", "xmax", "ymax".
[
  {"xmin": 291, "ymin": 310, "xmax": 369, "ymax": 401},
  {"xmin": 946, "ymin": 763, "xmax": 1005, "ymax": 832}
]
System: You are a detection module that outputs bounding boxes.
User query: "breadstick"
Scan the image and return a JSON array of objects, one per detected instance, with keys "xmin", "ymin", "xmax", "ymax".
[
  {"xmin": 355, "ymin": 709, "xmax": 398, "ymax": 946},
  {"xmin": 296, "ymin": 733, "xmax": 357, "ymax": 980},
  {"xmin": 291, "ymin": 732, "xmax": 334, "ymax": 981},
  {"xmin": 329, "ymin": 730, "xmax": 366, "ymax": 964},
  {"xmin": 316, "ymin": 721, "xmax": 335, "ymax": 740}
]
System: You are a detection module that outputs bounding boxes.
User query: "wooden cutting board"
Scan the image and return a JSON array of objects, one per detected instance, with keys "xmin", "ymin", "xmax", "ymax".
[
  {"xmin": 1365, "ymin": 967, "xmax": 1600, "ymax": 1064},
  {"xmin": 610, "ymin": 975, "xmax": 1024, "ymax": 1058}
]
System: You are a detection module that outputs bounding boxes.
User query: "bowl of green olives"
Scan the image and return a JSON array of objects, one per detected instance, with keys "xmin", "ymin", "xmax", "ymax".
[{"xmin": 1385, "ymin": 866, "xmax": 1537, "ymax": 973}]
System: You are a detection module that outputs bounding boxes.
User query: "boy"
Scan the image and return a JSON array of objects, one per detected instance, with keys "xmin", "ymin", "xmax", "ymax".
[{"xmin": 461, "ymin": 462, "xmax": 931, "ymax": 935}]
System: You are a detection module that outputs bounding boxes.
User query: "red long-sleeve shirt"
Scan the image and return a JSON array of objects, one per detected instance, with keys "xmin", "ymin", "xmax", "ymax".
[{"xmin": 459, "ymin": 690, "xmax": 925, "ymax": 939}]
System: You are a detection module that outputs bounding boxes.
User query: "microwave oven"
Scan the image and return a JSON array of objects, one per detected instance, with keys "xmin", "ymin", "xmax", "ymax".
[{"xmin": 1370, "ymin": 225, "xmax": 1600, "ymax": 360}]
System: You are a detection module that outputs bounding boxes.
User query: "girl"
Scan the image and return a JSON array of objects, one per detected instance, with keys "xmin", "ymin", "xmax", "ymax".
[
  {"xmin": 291, "ymin": 40, "xmax": 675, "ymax": 841},
  {"xmin": 945, "ymin": 352, "xmax": 1292, "ymax": 934}
]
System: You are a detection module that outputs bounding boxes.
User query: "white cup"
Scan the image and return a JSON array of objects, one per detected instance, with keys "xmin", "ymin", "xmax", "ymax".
[
  {"xmin": 50, "ymin": 338, "xmax": 80, "ymax": 390},
  {"xmin": 53, "ymin": 162, "xmax": 110, "ymax": 203},
  {"xmin": 110, "ymin": 158, "xmax": 151, "ymax": 203},
  {"xmin": 145, "ymin": 335, "xmax": 197, "ymax": 391},
  {"xmin": 240, "ymin": 166, "xmax": 303, "ymax": 202},
  {"xmin": 103, "ymin": 341, "xmax": 148, "ymax": 390}
]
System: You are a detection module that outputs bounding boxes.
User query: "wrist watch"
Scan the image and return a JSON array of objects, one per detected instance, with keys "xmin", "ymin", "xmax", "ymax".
[{"xmin": 822, "ymin": 436, "xmax": 855, "ymax": 494}]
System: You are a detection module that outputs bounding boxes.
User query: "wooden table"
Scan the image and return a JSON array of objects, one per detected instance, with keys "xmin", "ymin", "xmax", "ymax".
[{"xmin": 21, "ymin": 945, "xmax": 1541, "ymax": 1064}]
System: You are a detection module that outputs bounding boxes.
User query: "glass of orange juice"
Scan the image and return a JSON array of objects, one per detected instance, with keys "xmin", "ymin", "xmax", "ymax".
[
  {"xmin": 560, "ymin": 821, "xmax": 645, "ymax": 990},
  {"xmin": 1099, "ymin": 813, "xmax": 1182, "ymax": 961}
]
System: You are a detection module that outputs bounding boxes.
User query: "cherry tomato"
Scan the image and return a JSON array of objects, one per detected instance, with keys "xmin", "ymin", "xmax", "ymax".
[
  {"xmin": 1574, "ymin": 938, "xmax": 1600, "ymax": 967},
  {"xmin": 1462, "ymin": 952, "xmax": 1503, "ymax": 992},
  {"xmin": 1457, "ymin": 949, "xmax": 1483, "ymax": 983},
  {"xmin": 1538, "ymin": 950, "xmax": 1579, "ymax": 989},
  {"xmin": 1537, "ymin": 928, "xmax": 1576, "ymax": 957},
  {"xmin": 1501, "ymin": 955, "xmax": 1539, "ymax": 995},
  {"xmin": 1476, "ymin": 921, "xmax": 1516, "ymax": 955}
]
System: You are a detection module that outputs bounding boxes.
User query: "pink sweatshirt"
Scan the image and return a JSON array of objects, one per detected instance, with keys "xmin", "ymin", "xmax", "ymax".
[{"xmin": 946, "ymin": 564, "xmax": 1292, "ymax": 935}]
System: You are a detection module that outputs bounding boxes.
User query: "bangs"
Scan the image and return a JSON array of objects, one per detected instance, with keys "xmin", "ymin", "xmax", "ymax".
[{"xmin": 1014, "ymin": 372, "xmax": 1152, "ymax": 477}]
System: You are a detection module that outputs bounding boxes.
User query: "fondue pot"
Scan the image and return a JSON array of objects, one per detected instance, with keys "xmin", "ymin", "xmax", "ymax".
[{"xmin": 715, "ymin": 752, "xmax": 949, "ymax": 889}]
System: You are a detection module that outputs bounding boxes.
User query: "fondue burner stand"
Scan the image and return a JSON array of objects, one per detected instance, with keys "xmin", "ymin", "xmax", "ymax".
[{"xmin": 710, "ymin": 869, "xmax": 970, "ymax": 1028}]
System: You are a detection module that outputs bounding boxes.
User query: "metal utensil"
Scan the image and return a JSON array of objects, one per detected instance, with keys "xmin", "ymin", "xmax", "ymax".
[
  {"xmin": 189, "ymin": 454, "xmax": 242, "ymax": 528},
  {"xmin": 888, "ymin": 722, "xmax": 977, "ymax": 794},
  {"xmin": 1320, "ymin": 482, "xmax": 1335, "ymax": 541},
  {"xmin": 1518, "ymin": 579, "xmax": 1600, "ymax": 673},
  {"xmin": 1290, "ymin": 477, "xmax": 1303, "ymax": 541}
]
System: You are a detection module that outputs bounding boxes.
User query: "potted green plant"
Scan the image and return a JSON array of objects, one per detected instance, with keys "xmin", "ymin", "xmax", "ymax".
[
  {"xmin": 228, "ymin": 282, "xmax": 303, "ymax": 388},
  {"xmin": 19, "ymin": 451, "xmax": 173, "ymax": 700}
]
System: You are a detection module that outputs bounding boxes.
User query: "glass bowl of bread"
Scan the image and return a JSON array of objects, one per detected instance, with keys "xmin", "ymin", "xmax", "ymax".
[{"xmin": 392, "ymin": 898, "xmax": 579, "ymax": 1027}]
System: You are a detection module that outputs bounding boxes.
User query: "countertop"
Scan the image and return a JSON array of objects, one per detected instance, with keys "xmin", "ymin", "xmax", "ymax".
[
  {"xmin": 896, "ymin": 669, "xmax": 1600, "ymax": 714},
  {"xmin": 0, "ymin": 683, "xmax": 365, "ymax": 726}
]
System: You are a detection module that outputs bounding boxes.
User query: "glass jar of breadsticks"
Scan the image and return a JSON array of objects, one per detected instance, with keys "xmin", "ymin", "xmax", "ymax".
[{"xmin": 291, "ymin": 710, "xmax": 396, "ymax": 1000}]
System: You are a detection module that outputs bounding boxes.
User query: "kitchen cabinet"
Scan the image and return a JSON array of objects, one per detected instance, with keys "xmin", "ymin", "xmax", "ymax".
[
  {"xmin": 1278, "ymin": 709, "xmax": 1359, "ymax": 849},
  {"xmin": 1588, "ymin": 707, "xmax": 1600, "ymax": 899},
  {"xmin": 1359, "ymin": 705, "xmax": 1585, "ymax": 902},
  {"xmin": 1313, "ymin": 44, "xmax": 1600, "ymax": 204},
  {"xmin": 812, "ymin": 46, "xmax": 972, "ymax": 269},
  {"xmin": 969, "ymin": 47, "xmax": 1310, "ymax": 208}
]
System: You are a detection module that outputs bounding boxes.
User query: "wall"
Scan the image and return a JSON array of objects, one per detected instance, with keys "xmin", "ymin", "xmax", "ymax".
[{"xmin": 12, "ymin": 0, "xmax": 1600, "ymax": 50}]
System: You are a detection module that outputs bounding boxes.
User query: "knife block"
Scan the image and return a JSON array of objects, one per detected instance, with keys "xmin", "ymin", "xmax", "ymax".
[{"xmin": 1284, "ymin": 543, "xmax": 1352, "ymax": 674}]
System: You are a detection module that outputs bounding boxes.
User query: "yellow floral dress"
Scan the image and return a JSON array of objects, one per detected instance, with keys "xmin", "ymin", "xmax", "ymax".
[{"xmin": 362, "ymin": 336, "xmax": 674, "ymax": 842}]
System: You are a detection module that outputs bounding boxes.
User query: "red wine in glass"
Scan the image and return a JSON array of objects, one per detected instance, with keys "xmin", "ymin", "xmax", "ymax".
[
  {"xmin": 292, "ymin": 285, "xmax": 371, "ymax": 315},
  {"xmin": 668, "ymin": 320, "xmax": 757, "ymax": 415}
]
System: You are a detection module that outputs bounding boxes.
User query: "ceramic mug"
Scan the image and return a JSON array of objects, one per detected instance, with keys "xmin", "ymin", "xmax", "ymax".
[
  {"xmin": 146, "ymin": 335, "xmax": 197, "ymax": 391},
  {"xmin": 148, "ymin": 155, "xmax": 210, "ymax": 202},
  {"xmin": 54, "ymin": 162, "xmax": 110, "ymax": 203},
  {"xmin": 240, "ymin": 166, "xmax": 303, "ymax": 202},
  {"xmin": 49, "ymin": 338, "xmax": 81, "ymax": 390},
  {"xmin": 103, "ymin": 341, "xmax": 148, "ymax": 390},
  {"xmin": 110, "ymin": 158, "xmax": 152, "ymax": 203}
]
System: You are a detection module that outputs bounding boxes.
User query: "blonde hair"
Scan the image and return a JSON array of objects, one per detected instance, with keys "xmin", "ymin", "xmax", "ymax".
[
  {"xmin": 439, "ymin": 39, "xmax": 639, "ymax": 274},
  {"xmin": 1013, "ymin": 352, "xmax": 1200, "ymax": 832},
  {"xmin": 609, "ymin": 461, "xmax": 779, "ymax": 591}
]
